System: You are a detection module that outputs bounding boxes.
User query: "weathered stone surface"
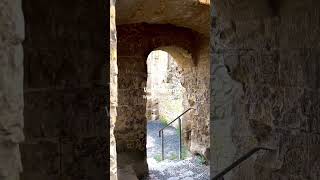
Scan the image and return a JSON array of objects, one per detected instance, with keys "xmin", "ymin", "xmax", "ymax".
[
  {"xmin": 21, "ymin": 1, "xmax": 109, "ymax": 179},
  {"xmin": 1, "ymin": 0, "xmax": 209, "ymax": 179},
  {"xmin": 211, "ymin": 0, "xmax": 320, "ymax": 179},
  {"xmin": 116, "ymin": 0, "xmax": 210, "ymax": 35},
  {"xmin": 182, "ymin": 36, "xmax": 210, "ymax": 159},
  {"xmin": 0, "ymin": 0, "xmax": 24, "ymax": 179},
  {"xmin": 115, "ymin": 22, "xmax": 210, "ymax": 177},
  {"xmin": 110, "ymin": 1, "xmax": 118, "ymax": 179}
]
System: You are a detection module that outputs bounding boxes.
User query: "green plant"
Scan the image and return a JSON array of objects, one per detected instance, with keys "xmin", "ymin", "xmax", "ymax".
[
  {"xmin": 181, "ymin": 146, "xmax": 189, "ymax": 160},
  {"xmin": 159, "ymin": 115, "xmax": 169, "ymax": 126},
  {"xmin": 175, "ymin": 127, "xmax": 181, "ymax": 136},
  {"xmin": 154, "ymin": 154, "xmax": 162, "ymax": 162},
  {"xmin": 169, "ymin": 153, "xmax": 178, "ymax": 160},
  {"xmin": 195, "ymin": 154, "xmax": 207, "ymax": 165},
  {"xmin": 146, "ymin": 113, "xmax": 152, "ymax": 120}
]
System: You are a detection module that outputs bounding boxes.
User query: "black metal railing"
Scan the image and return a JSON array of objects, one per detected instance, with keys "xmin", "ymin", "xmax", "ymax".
[
  {"xmin": 158, "ymin": 108, "xmax": 195, "ymax": 160},
  {"xmin": 211, "ymin": 147, "xmax": 274, "ymax": 180}
]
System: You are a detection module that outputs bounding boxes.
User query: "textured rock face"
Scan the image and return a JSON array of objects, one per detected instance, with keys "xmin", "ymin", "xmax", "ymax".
[
  {"xmin": 211, "ymin": 0, "xmax": 320, "ymax": 179},
  {"xmin": 116, "ymin": 24, "xmax": 149, "ymax": 179},
  {"xmin": 182, "ymin": 36, "xmax": 210, "ymax": 159},
  {"xmin": 115, "ymin": 1, "xmax": 211, "ymax": 177},
  {"xmin": 21, "ymin": 1, "xmax": 109, "ymax": 179},
  {"xmin": 116, "ymin": 0, "xmax": 210, "ymax": 35},
  {"xmin": 115, "ymin": 23, "xmax": 210, "ymax": 177},
  {"xmin": 110, "ymin": 0, "xmax": 118, "ymax": 179},
  {"xmin": 0, "ymin": 0, "xmax": 24, "ymax": 179}
]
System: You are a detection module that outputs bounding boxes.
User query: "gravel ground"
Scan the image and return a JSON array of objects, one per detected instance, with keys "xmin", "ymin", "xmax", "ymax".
[
  {"xmin": 147, "ymin": 120, "xmax": 181, "ymax": 159},
  {"xmin": 145, "ymin": 120, "xmax": 209, "ymax": 180}
]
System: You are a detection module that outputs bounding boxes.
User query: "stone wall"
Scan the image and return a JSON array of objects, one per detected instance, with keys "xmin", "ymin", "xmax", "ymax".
[
  {"xmin": 211, "ymin": 0, "xmax": 320, "ymax": 179},
  {"xmin": 0, "ymin": 0, "xmax": 24, "ymax": 179},
  {"xmin": 157, "ymin": 57, "xmax": 185, "ymax": 127},
  {"xmin": 182, "ymin": 36, "xmax": 211, "ymax": 160},
  {"xmin": 115, "ymin": 24, "xmax": 198, "ymax": 156},
  {"xmin": 116, "ymin": 51, "xmax": 148, "ymax": 178},
  {"xmin": 110, "ymin": 0, "xmax": 118, "ymax": 179},
  {"xmin": 115, "ymin": 23, "xmax": 210, "ymax": 177},
  {"xmin": 21, "ymin": 1, "xmax": 108, "ymax": 179}
]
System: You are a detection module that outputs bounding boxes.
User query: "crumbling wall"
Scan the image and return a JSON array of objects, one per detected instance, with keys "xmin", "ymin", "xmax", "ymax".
[
  {"xmin": 21, "ymin": 1, "xmax": 108, "ymax": 179},
  {"xmin": 182, "ymin": 36, "xmax": 210, "ymax": 159},
  {"xmin": 0, "ymin": 0, "xmax": 24, "ymax": 179},
  {"xmin": 211, "ymin": 0, "xmax": 320, "ymax": 179}
]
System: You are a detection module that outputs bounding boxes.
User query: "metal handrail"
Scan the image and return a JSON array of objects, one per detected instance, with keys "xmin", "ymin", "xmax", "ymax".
[
  {"xmin": 158, "ymin": 108, "xmax": 195, "ymax": 133},
  {"xmin": 211, "ymin": 147, "xmax": 274, "ymax": 180},
  {"xmin": 158, "ymin": 108, "xmax": 195, "ymax": 160}
]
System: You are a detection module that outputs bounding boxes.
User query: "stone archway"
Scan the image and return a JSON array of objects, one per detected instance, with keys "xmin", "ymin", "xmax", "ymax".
[
  {"xmin": 145, "ymin": 50, "xmax": 187, "ymax": 123},
  {"xmin": 2, "ymin": 0, "xmax": 320, "ymax": 180},
  {"xmin": 0, "ymin": 1, "xmax": 209, "ymax": 179},
  {"xmin": 1, "ymin": 1, "xmax": 209, "ymax": 178},
  {"xmin": 114, "ymin": 20, "xmax": 210, "ymax": 178}
]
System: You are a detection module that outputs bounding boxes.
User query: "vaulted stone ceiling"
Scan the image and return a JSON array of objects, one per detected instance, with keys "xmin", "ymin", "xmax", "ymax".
[{"xmin": 116, "ymin": 0, "xmax": 210, "ymax": 36}]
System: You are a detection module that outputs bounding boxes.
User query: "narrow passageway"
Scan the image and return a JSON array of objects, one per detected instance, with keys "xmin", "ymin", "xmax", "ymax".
[
  {"xmin": 115, "ymin": 20, "xmax": 211, "ymax": 178},
  {"xmin": 144, "ymin": 50, "xmax": 209, "ymax": 179},
  {"xmin": 146, "ymin": 120, "xmax": 209, "ymax": 180}
]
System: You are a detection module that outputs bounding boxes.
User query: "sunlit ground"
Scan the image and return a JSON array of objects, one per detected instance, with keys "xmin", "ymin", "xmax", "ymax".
[{"xmin": 145, "ymin": 120, "xmax": 209, "ymax": 180}]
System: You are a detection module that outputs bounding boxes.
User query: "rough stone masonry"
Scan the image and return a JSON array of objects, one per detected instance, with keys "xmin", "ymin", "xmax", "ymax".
[
  {"xmin": 0, "ymin": 0, "xmax": 24, "ymax": 179},
  {"xmin": 22, "ymin": 0, "xmax": 109, "ymax": 179},
  {"xmin": 1, "ymin": 0, "xmax": 320, "ymax": 180},
  {"xmin": 211, "ymin": 0, "xmax": 320, "ymax": 179}
]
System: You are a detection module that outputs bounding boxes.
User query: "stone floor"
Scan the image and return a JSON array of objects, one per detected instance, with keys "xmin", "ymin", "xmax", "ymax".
[{"xmin": 145, "ymin": 120, "xmax": 209, "ymax": 180}]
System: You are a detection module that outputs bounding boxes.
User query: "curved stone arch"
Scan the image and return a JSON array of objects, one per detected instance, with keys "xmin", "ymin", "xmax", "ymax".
[
  {"xmin": 145, "ymin": 45, "xmax": 194, "ymax": 97},
  {"xmin": 0, "ymin": 0, "xmax": 209, "ymax": 180},
  {"xmin": 144, "ymin": 36, "xmax": 210, "ymax": 157},
  {"xmin": 151, "ymin": 46, "xmax": 194, "ymax": 68},
  {"xmin": 145, "ymin": 46, "xmax": 193, "ymax": 128},
  {"xmin": 149, "ymin": 46, "xmax": 194, "ymax": 114},
  {"xmin": 115, "ymin": 0, "xmax": 210, "ymax": 35},
  {"xmin": 114, "ymin": 1, "xmax": 210, "ymax": 179},
  {"xmin": 117, "ymin": 23, "xmax": 201, "ymax": 60}
]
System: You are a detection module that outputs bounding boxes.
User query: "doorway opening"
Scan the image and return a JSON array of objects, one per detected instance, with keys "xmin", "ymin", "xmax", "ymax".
[
  {"xmin": 145, "ymin": 50, "xmax": 209, "ymax": 180},
  {"xmin": 115, "ymin": 23, "xmax": 210, "ymax": 180}
]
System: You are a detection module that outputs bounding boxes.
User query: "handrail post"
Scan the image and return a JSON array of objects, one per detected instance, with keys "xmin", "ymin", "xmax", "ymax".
[
  {"xmin": 161, "ymin": 130, "xmax": 164, "ymax": 160},
  {"xmin": 158, "ymin": 108, "xmax": 195, "ymax": 161},
  {"xmin": 178, "ymin": 117, "xmax": 182, "ymax": 160}
]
